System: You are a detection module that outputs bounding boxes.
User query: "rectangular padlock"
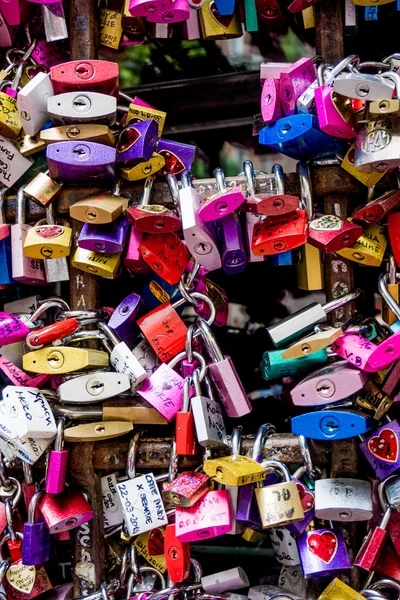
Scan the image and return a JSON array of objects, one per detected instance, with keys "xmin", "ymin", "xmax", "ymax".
[
  {"xmin": 47, "ymin": 92, "xmax": 117, "ymax": 126},
  {"xmin": 116, "ymin": 473, "xmax": 168, "ymax": 536}
]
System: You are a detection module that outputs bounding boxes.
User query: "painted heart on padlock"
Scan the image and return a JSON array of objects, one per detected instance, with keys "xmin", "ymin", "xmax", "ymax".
[
  {"xmin": 6, "ymin": 562, "xmax": 36, "ymax": 594},
  {"xmin": 296, "ymin": 482, "xmax": 314, "ymax": 513},
  {"xmin": 158, "ymin": 151, "xmax": 185, "ymax": 176},
  {"xmin": 35, "ymin": 226, "xmax": 64, "ymax": 239},
  {"xmin": 117, "ymin": 128, "xmax": 141, "ymax": 152},
  {"xmin": 209, "ymin": 1, "xmax": 233, "ymax": 27},
  {"xmin": 367, "ymin": 428, "xmax": 399, "ymax": 463},
  {"xmin": 148, "ymin": 527, "xmax": 165, "ymax": 556},
  {"xmin": 307, "ymin": 531, "xmax": 337, "ymax": 564}
]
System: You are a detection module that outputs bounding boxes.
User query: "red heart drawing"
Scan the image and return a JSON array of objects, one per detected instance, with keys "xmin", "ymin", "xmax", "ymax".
[
  {"xmin": 148, "ymin": 527, "xmax": 165, "ymax": 556},
  {"xmin": 158, "ymin": 151, "xmax": 185, "ymax": 176},
  {"xmin": 307, "ymin": 531, "xmax": 337, "ymax": 564},
  {"xmin": 296, "ymin": 482, "xmax": 314, "ymax": 514},
  {"xmin": 35, "ymin": 225, "xmax": 63, "ymax": 239},
  {"xmin": 367, "ymin": 428, "xmax": 399, "ymax": 463},
  {"xmin": 209, "ymin": 1, "xmax": 233, "ymax": 28},
  {"xmin": 117, "ymin": 127, "xmax": 141, "ymax": 153}
]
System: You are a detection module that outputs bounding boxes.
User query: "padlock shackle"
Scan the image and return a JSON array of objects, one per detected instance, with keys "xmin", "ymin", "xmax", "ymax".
[
  {"xmin": 30, "ymin": 298, "xmax": 70, "ymax": 322},
  {"xmin": 259, "ymin": 459, "xmax": 291, "ymax": 483},
  {"xmin": 213, "ymin": 168, "xmax": 226, "ymax": 194},
  {"xmin": 141, "ymin": 175, "xmax": 155, "ymax": 207},
  {"xmin": 378, "ymin": 273, "xmax": 400, "ymax": 321},
  {"xmin": 181, "ymin": 170, "xmax": 192, "ymax": 189},
  {"xmin": 243, "ymin": 160, "xmax": 256, "ymax": 198},
  {"xmin": 98, "ymin": 321, "xmax": 121, "ymax": 346},
  {"xmin": 167, "ymin": 173, "xmax": 180, "ymax": 206},
  {"xmin": 272, "ymin": 164, "xmax": 285, "ymax": 195},
  {"xmin": 252, "ymin": 423, "xmax": 276, "ymax": 462},
  {"xmin": 231, "ymin": 425, "xmax": 242, "ymax": 460},
  {"xmin": 196, "ymin": 318, "xmax": 224, "ymax": 363},
  {"xmin": 54, "ymin": 417, "xmax": 65, "ymax": 452},
  {"xmin": 323, "ymin": 288, "xmax": 363, "ymax": 314},
  {"xmin": 28, "ymin": 489, "xmax": 46, "ymax": 523},
  {"xmin": 16, "ymin": 186, "xmax": 27, "ymax": 225},
  {"xmin": 380, "ymin": 71, "xmax": 400, "ymax": 100},
  {"xmin": 169, "ymin": 350, "xmax": 206, "ymax": 382},
  {"xmin": 182, "ymin": 375, "xmax": 193, "ymax": 412},
  {"xmin": 297, "ymin": 161, "xmax": 313, "ymax": 219}
]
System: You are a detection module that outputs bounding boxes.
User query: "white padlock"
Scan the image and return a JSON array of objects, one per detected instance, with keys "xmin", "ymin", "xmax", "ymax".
[
  {"xmin": 47, "ymin": 92, "xmax": 117, "ymax": 126},
  {"xmin": 102, "ymin": 472, "xmax": 124, "ymax": 529},
  {"xmin": 269, "ymin": 528, "xmax": 300, "ymax": 566},
  {"xmin": 57, "ymin": 371, "xmax": 131, "ymax": 403},
  {"xmin": 2, "ymin": 385, "xmax": 57, "ymax": 439},
  {"xmin": 201, "ymin": 567, "xmax": 249, "ymax": 594},
  {"xmin": 17, "ymin": 72, "xmax": 54, "ymax": 136},
  {"xmin": 100, "ymin": 323, "xmax": 147, "ymax": 392}
]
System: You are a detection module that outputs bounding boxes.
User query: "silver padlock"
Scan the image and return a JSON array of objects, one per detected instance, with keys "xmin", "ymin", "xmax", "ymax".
[
  {"xmin": 132, "ymin": 338, "xmax": 160, "ymax": 375},
  {"xmin": 57, "ymin": 370, "xmax": 131, "ymax": 403},
  {"xmin": 314, "ymin": 477, "xmax": 373, "ymax": 521},
  {"xmin": 355, "ymin": 116, "xmax": 400, "ymax": 172},
  {"xmin": 17, "ymin": 73, "xmax": 54, "ymax": 136},
  {"xmin": 334, "ymin": 70, "xmax": 395, "ymax": 101},
  {"xmin": 191, "ymin": 370, "xmax": 228, "ymax": 448},
  {"xmin": 278, "ymin": 566, "xmax": 307, "ymax": 598},
  {"xmin": 41, "ymin": 1, "xmax": 68, "ymax": 42},
  {"xmin": 201, "ymin": 567, "xmax": 249, "ymax": 594},
  {"xmin": 384, "ymin": 475, "xmax": 400, "ymax": 511},
  {"xmin": 101, "ymin": 471, "xmax": 124, "ymax": 529},
  {"xmin": 249, "ymin": 585, "xmax": 303, "ymax": 600},
  {"xmin": 269, "ymin": 528, "xmax": 300, "ymax": 566},
  {"xmin": 47, "ymin": 92, "xmax": 117, "ymax": 126},
  {"xmin": 99, "ymin": 323, "xmax": 147, "ymax": 392}
]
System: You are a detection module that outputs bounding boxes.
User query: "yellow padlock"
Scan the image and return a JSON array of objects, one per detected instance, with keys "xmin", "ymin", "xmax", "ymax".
[
  {"xmin": 341, "ymin": 144, "xmax": 386, "ymax": 188},
  {"xmin": 318, "ymin": 578, "xmax": 364, "ymax": 600},
  {"xmin": 100, "ymin": 8, "xmax": 123, "ymax": 50},
  {"xmin": 352, "ymin": 0, "xmax": 394, "ymax": 5},
  {"xmin": 16, "ymin": 130, "xmax": 46, "ymax": 157},
  {"xmin": 0, "ymin": 91, "xmax": 22, "ymax": 140},
  {"xmin": 282, "ymin": 328, "xmax": 343, "ymax": 360},
  {"xmin": 119, "ymin": 153, "xmax": 165, "ymax": 181},
  {"xmin": 126, "ymin": 105, "xmax": 167, "ymax": 138},
  {"xmin": 203, "ymin": 455, "xmax": 267, "ymax": 486},
  {"xmin": 23, "ymin": 216, "xmax": 72, "ymax": 260},
  {"xmin": 71, "ymin": 248, "xmax": 122, "ymax": 278},
  {"xmin": 199, "ymin": 0, "xmax": 242, "ymax": 40},
  {"xmin": 23, "ymin": 346, "xmax": 109, "ymax": 374},
  {"xmin": 336, "ymin": 221, "xmax": 387, "ymax": 267},
  {"xmin": 296, "ymin": 243, "xmax": 324, "ymax": 291}
]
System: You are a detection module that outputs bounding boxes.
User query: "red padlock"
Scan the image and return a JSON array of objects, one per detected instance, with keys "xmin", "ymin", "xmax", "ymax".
[
  {"xmin": 255, "ymin": 0, "xmax": 285, "ymax": 29},
  {"xmin": 137, "ymin": 301, "xmax": 188, "ymax": 362},
  {"xmin": 175, "ymin": 376, "xmax": 197, "ymax": 456},
  {"xmin": 127, "ymin": 176, "xmax": 181, "ymax": 233},
  {"xmin": 139, "ymin": 232, "xmax": 190, "ymax": 285},
  {"xmin": 50, "ymin": 60, "xmax": 119, "ymax": 97},
  {"xmin": 307, "ymin": 216, "xmax": 362, "ymax": 253},
  {"xmin": 241, "ymin": 163, "xmax": 299, "ymax": 217},
  {"xmin": 164, "ymin": 523, "xmax": 191, "ymax": 583},
  {"xmin": 251, "ymin": 209, "xmax": 308, "ymax": 256},
  {"xmin": 387, "ymin": 212, "xmax": 400, "ymax": 267},
  {"xmin": 353, "ymin": 190, "xmax": 400, "ymax": 224},
  {"xmin": 26, "ymin": 318, "xmax": 80, "ymax": 350}
]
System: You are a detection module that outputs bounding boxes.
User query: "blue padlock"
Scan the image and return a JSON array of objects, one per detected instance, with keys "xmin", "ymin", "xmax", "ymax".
[
  {"xmin": 214, "ymin": 0, "xmax": 235, "ymax": 15},
  {"xmin": 141, "ymin": 272, "xmax": 184, "ymax": 313},
  {"xmin": 0, "ymin": 235, "xmax": 14, "ymax": 285},
  {"xmin": 269, "ymin": 250, "xmax": 294, "ymax": 267},
  {"xmin": 259, "ymin": 114, "xmax": 345, "ymax": 160},
  {"xmin": 291, "ymin": 409, "xmax": 374, "ymax": 440}
]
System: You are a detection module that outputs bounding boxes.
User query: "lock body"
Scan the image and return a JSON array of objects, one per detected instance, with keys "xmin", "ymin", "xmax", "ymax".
[
  {"xmin": 22, "ymin": 347, "xmax": 109, "ymax": 374},
  {"xmin": 297, "ymin": 528, "xmax": 351, "ymax": 577},
  {"xmin": 47, "ymin": 141, "xmax": 116, "ymax": 184},
  {"xmin": 314, "ymin": 478, "xmax": 373, "ymax": 521},
  {"xmin": 50, "ymin": 60, "xmax": 119, "ymax": 97},
  {"xmin": 175, "ymin": 489, "xmax": 232, "ymax": 541},
  {"xmin": 360, "ymin": 419, "xmax": 400, "ymax": 479},
  {"xmin": 40, "ymin": 490, "xmax": 93, "ymax": 533},
  {"xmin": 116, "ymin": 473, "xmax": 168, "ymax": 536},
  {"xmin": 291, "ymin": 410, "xmax": 373, "ymax": 440},
  {"xmin": 139, "ymin": 232, "xmax": 190, "ymax": 285}
]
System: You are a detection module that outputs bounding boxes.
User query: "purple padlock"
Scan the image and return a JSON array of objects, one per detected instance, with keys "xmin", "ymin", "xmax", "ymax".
[
  {"xmin": 137, "ymin": 354, "xmax": 186, "ymax": 421},
  {"xmin": 31, "ymin": 40, "xmax": 68, "ymax": 69},
  {"xmin": 47, "ymin": 141, "xmax": 116, "ymax": 184},
  {"xmin": 116, "ymin": 120, "xmax": 158, "ymax": 164},
  {"xmin": 129, "ymin": 0, "xmax": 171, "ymax": 17},
  {"xmin": 157, "ymin": 138, "xmax": 196, "ymax": 179},
  {"xmin": 78, "ymin": 215, "xmax": 130, "ymax": 253},
  {"xmin": 218, "ymin": 213, "xmax": 248, "ymax": 275},
  {"xmin": 22, "ymin": 490, "xmax": 52, "ymax": 566},
  {"xmin": 297, "ymin": 528, "xmax": 351, "ymax": 577},
  {"xmin": 108, "ymin": 292, "xmax": 145, "ymax": 346},
  {"xmin": 360, "ymin": 419, "xmax": 400, "ymax": 480},
  {"xmin": 147, "ymin": 0, "xmax": 190, "ymax": 23}
]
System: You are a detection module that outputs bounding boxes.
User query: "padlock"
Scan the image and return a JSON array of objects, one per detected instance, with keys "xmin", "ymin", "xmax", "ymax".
[
  {"xmin": 157, "ymin": 138, "xmax": 196, "ymax": 178},
  {"xmin": 127, "ymin": 175, "xmax": 181, "ymax": 233},
  {"xmin": 116, "ymin": 119, "xmax": 158, "ymax": 164},
  {"xmin": 175, "ymin": 374, "xmax": 197, "ymax": 456},
  {"xmin": 99, "ymin": 8, "xmax": 123, "ymax": 50},
  {"xmin": 57, "ymin": 371, "xmax": 131, "ymax": 403},
  {"xmin": 41, "ymin": 124, "xmax": 116, "ymax": 147},
  {"xmin": 116, "ymin": 473, "xmax": 168, "ymax": 536},
  {"xmin": 108, "ymin": 292, "xmax": 144, "ymax": 346},
  {"xmin": 45, "ymin": 418, "xmax": 69, "ymax": 495},
  {"xmin": 198, "ymin": 318, "xmax": 252, "ymax": 418},
  {"xmin": 120, "ymin": 152, "xmax": 166, "ymax": 181},
  {"xmin": 259, "ymin": 114, "xmax": 345, "ymax": 160},
  {"xmin": 99, "ymin": 323, "xmax": 147, "ymax": 392},
  {"xmin": 218, "ymin": 213, "xmax": 248, "ymax": 275},
  {"xmin": 199, "ymin": 0, "xmax": 242, "ymax": 39},
  {"xmin": 128, "ymin": 0, "xmax": 170, "ymax": 18},
  {"xmin": 307, "ymin": 214, "xmax": 362, "ymax": 254},
  {"xmin": 175, "ymin": 488, "xmax": 232, "ymax": 541},
  {"xmin": 50, "ymin": 60, "xmax": 119, "ymax": 97},
  {"xmin": 314, "ymin": 63, "xmax": 355, "ymax": 139},
  {"xmin": 0, "ymin": 0, "xmax": 28, "ymax": 24},
  {"xmin": 297, "ymin": 526, "xmax": 351, "ymax": 577},
  {"xmin": 191, "ymin": 367, "xmax": 228, "ymax": 447},
  {"xmin": 23, "ymin": 211, "xmax": 72, "ymax": 261},
  {"xmin": 341, "ymin": 142, "xmax": 386, "ymax": 188},
  {"xmin": 31, "ymin": 40, "xmax": 68, "ymax": 70},
  {"xmin": 39, "ymin": 489, "xmax": 93, "ymax": 533},
  {"xmin": 164, "ymin": 523, "xmax": 190, "ymax": 583},
  {"xmin": 251, "ymin": 209, "xmax": 308, "ymax": 257},
  {"xmin": 314, "ymin": 478, "xmax": 373, "ymax": 521},
  {"xmin": 242, "ymin": 162, "xmax": 299, "ymax": 217},
  {"xmin": 203, "ymin": 441, "xmax": 266, "ymax": 486},
  {"xmin": 202, "ymin": 567, "xmax": 249, "ymax": 593},
  {"xmin": 333, "ymin": 329, "xmax": 400, "ymax": 372},
  {"xmin": 198, "ymin": 167, "xmax": 245, "ymax": 222},
  {"xmin": 26, "ymin": 318, "xmax": 79, "ymax": 350},
  {"xmin": 282, "ymin": 327, "xmax": 343, "ymax": 360},
  {"xmin": 146, "ymin": 0, "xmax": 190, "ymax": 23},
  {"xmin": 69, "ymin": 182, "xmax": 128, "ymax": 224},
  {"xmin": 288, "ymin": 360, "xmax": 369, "ymax": 406},
  {"xmin": 47, "ymin": 92, "xmax": 117, "ymax": 127},
  {"xmin": 47, "ymin": 141, "xmax": 116, "ymax": 184},
  {"xmin": 11, "ymin": 187, "xmax": 47, "ymax": 285},
  {"xmin": 163, "ymin": 471, "xmax": 210, "ymax": 507},
  {"xmin": 195, "ymin": 277, "xmax": 228, "ymax": 327},
  {"xmin": 0, "ymin": 80, "xmax": 22, "ymax": 140},
  {"xmin": 279, "ymin": 57, "xmax": 316, "ymax": 116},
  {"xmin": 22, "ymin": 490, "xmax": 51, "ymax": 566},
  {"xmin": 354, "ymin": 190, "xmax": 400, "ymax": 224},
  {"xmin": 2, "ymin": 386, "xmax": 57, "ymax": 439},
  {"xmin": 356, "ymin": 379, "xmax": 393, "ymax": 420},
  {"xmin": 318, "ymin": 579, "xmax": 364, "ymax": 600},
  {"xmin": 17, "ymin": 73, "xmax": 53, "ymax": 137},
  {"xmin": 124, "ymin": 227, "xmax": 149, "ymax": 274},
  {"xmin": 71, "ymin": 248, "xmax": 122, "ymax": 278},
  {"xmin": 255, "ymin": 460, "xmax": 304, "ymax": 528},
  {"xmin": 24, "ymin": 171, "xmax": 62, "ymax": 208},
  {"xmin": 176, "ymin": 171, "xmax": 221, "ymax": 271},
  {"xmin": 336, "ymin": 221, "xmax": 387, "ymax": 266},
  {"xmin": 267, "ymin": 288, "xmax": 361, "ymax": 347},
  {"xmin": 78, "ymin": 214, "xmax": 130, "ymax": 254},
  {"xmin": 291, "ymin": 409, "xmax": 373, "ymax": 440},
  {"xmin": 261, "ymin": 348, "xmax": 328, "ymax": 381},
  {"xmin": 22, "ymin": 346, "xmax": 109, "ymax": 375},
  {"xmin": 126, "ymin": 102, "xmax": 167, "ymax": 138},
  {"xmin": 269, "ymin": 528, "xmax": 300, "ymax": 566},
  {"xmin": 139, "ymin": 231, "xmax": 190, "ymax": 285},
  {"xmin": 334, "ymin": 70, "xmax": 395, "ymax": 101},
  {"xmin": 101, "ymin": 472, "xmax": 124, "ymax": 529},
  {"xmin": 354, "ymin": 116, "xmax": 400, "ymax": 172},
  {"xmin": 63, "ymin": 421, "xmax": 133, "ymax": 442},
  {"xmin": 261, "ymin": 78, "xmax": 282, "ymax": 124},
  {"xmin": 360, "ymin": 419, "xmax": 400, "ymax": 479},
  {"xmin": 0, "ymin": 135, "xmax": 34, "ymax": 189}
]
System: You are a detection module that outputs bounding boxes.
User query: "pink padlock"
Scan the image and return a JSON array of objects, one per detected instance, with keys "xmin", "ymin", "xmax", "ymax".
[
  {"xmin": 261, "ymin": 78, "xmax": 282, "ymax": 124},
  {"xmin": 129, "ymin": 0, "xmax": 171, "ymax": 18},
  {"xmin": 0, "ymin": 356, "xmax": 50, "ymax": 388},
  {"xmin": 280, "ymin": 57, "xmax": 316, "ymax": 116},
  {"xmin": 0, "ymin": 11, "xmax": 15, "ymax": 46},
  {"xmin": 314, "ymin": 64, "xmax": 355, "ymax": 139},
  {"xmin": 124, "ymin": 227, "xmax": 149, "ymax": 274},
  {"xmin": 331, "ymin": 334, "xmax": 377, "ymax": 372},
  {"xmin": 0, "ymin": 0, "xmax": 28, "ymax": 25},
  {"xmin": 366, "ymin": 330, "xmax": 400, "ymax": 371},
  {"xmin": 0, "ymin": 313, "xmax": 30, "ymax": 347},
  {"xmin": 31, "ymin": 40, "xmax": 68, "ymax": 69},
  {"xmin": 198, "ymin": 168, "xmax": 245, "ymax": 222},
  {"xmin": 182, "ymin": 7, "xmax": 201, "ymax": 39},
  {"xmin": 45, "ymin": 419, "xmax": 69, "ymax": 495},
  {"xmin": 147, "ymin": 0, "xmax": 189, "ymax": 22},
  {"xmin": 175, "ymin": 489, "xmax": 232, "ymax": 542}
]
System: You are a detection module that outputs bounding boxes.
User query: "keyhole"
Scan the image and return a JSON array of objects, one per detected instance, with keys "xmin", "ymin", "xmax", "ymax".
[{"xmin": 95, "ymin": 424, "xmax": 106, "ymax": 434}]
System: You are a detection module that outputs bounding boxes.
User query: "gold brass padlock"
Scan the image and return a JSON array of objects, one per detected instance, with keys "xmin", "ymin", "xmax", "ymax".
[
  {"xmin": 370, "ymin": 98, "xmax": 400, "ymax": 116},
  {"xmin": 356, "ymin": 379, "xmax": 393, "ymax": 420},
  {"xmin": 23, "ymin": 346, "xmax": 109, "ymax": 374},
  {"xmin": 0, "ymin": 91, "xmax": 22, "ymax": 140},
  {"xmin": 336, "ymin": 221, "xmax": 387, "ymax": 267},
  {"xmin": 199, "ymin": 0, "xmax": 242, "ymax": 39},
  {"xmin": 40, "ymin": 125, "xmax": 116, "ymax": 147},
  {"xmin": 64, "ymin": 421, "xmax": 133, "ymax": 442},
  {"xmin": 16, "ymin": 130, "xmax": 46, "ymax": 157},
  {"xmin": 23, "ymin": 214, "xmax": 72, "ymax": 260},
  {"xmin": 341, "ymin": 144, "xmax": 386, "ymax": 188},
  {"xmin": 71, "ymin": 248, "xmax": 122, "ymax": 278},
  {"xmin": 24, "ymin": 172, "xmax": 62, "ymax": 208},
  {"xmin": 100, "ymin": 9, "xmax": 124, "ymax": 50},
  {"xmin": 126, "ymin": 105, "xmax": 166, "ymax": 138},
  {"xmin": 296, "ymin": 243, "xmax": 324, "ymax": 291},
  {"xmin": 282, "ymin": 328, "xmax": 343, "ymax": 360},
  {"xmin": 119, "ymin": 153, "xmax": 165, "ymax": 181},
  {"xmin": 254, "ymin": 460, "xmax": 304, "ymax": 529},
  {"xmin": 203, "ymin": 455, "xmax": 267, "ymax": 486},
  {"xmin": 242, "ymin": 528, "xmax": 263, "ymax": 543}
]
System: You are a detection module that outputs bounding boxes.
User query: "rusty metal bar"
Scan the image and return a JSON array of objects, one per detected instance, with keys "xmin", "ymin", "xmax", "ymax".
[{"xmin": 315, "ymin": 0, "xmax": 344, "ymax": 64}]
